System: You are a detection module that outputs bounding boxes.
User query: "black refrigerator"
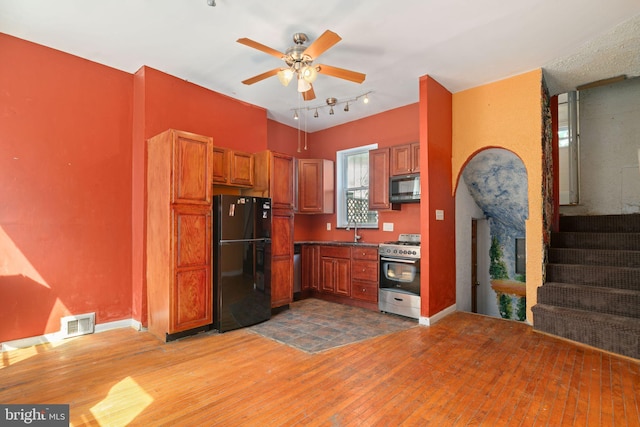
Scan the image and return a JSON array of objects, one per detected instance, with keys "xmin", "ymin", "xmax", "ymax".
[{"xmin": 212, "ymin": 195, "xmax": 272, "ymax": 332}]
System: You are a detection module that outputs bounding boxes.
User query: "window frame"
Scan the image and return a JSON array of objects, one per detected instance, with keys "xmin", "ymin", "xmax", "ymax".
[{"xmin": 336, "ymin": 143, "xmax": 378, "ymax": 229}]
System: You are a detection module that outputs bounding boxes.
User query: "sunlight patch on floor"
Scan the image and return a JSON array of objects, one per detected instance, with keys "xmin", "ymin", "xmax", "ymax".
[{"xmin": 90, "ymin": 376, "xmax": 153, "ymax": 426}]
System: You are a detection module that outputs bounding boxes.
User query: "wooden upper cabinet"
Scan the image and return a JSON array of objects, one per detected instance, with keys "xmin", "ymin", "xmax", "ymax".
[
  {"xmin": 298, "ymin": 158, "xmax": 334, "ymax": 214},
  {"xmin": 247, "ymin": 150, "xmax": 295, "ymax": 210},
  {"xmin": 369, "ymin": 147, "xmax": 399, "ymax": 211},
  {"xmin": 147, "ymin": 129, "xmax": 212, "ymax": 205},
  {"xmin": 212, "ymin": 147, "xmax": 254, "ymax": 187},
  {"xmin": 211, "ymin": 147, "xmax": 229, "ymax": 184},
  {"xmin": 229, "ymin": 150, "xmax": 254, "ymax": 186},
  {"xmin": 390, "ymin": 142, "xmax": 420, "ymax": 176}
]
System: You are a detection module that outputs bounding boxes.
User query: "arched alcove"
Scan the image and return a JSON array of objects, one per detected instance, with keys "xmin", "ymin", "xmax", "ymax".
[{"xmin": 455, "ymin": 148, "xmax": 529, "ymax": 321}]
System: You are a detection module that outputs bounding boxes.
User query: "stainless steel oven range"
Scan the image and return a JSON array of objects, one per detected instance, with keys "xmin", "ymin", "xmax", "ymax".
[{"xmin": 379, "ymin": 233, "xmax": 421, "ymax": 319}]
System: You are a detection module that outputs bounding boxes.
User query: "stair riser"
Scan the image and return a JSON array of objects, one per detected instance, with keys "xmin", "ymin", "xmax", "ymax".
[
  {"xmin": 548, "ymin": 248, "xmax": 640, "ymax": 268},
  {"xmin": 532, "ymin": 306, "xmax": 640, "ymax": 359},
  {"xmin": 546, "ymin": 265, "xmax": 640, "ymax": 290},
  {"xmin": 551, "ymin": 232, "xmax": 640, "ymax": 251},
  {"xmin": 537, "ymin": 286, "xmax": 640, "ymax": 318},
  {"xmin": 560, "ymin": 214, "xmax": 640, "ymax": 233}
]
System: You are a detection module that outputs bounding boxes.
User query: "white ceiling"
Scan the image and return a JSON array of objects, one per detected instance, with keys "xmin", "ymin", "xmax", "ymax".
[{"xmin": 1, "ymin": 0, "xmax": 639, "ymax": 132}]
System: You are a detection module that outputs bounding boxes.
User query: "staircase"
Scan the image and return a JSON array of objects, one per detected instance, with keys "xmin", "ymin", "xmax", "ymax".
[{"xmin": 532, "ymin": 214, "xmax": 640, "ymax": 359}]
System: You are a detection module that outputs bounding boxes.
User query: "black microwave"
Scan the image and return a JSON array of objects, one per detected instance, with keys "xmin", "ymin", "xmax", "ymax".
[{"xmin": 389, "ymin": 173, "xmax": 420, "ymax": 203}]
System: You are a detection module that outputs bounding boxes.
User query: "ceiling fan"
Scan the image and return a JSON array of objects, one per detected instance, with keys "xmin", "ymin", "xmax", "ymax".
[{"xmin": 237, "ymin": 30, "xmax": 366, "ymax": 101}]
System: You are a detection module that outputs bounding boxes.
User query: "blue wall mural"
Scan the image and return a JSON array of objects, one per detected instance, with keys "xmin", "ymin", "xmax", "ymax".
[{"xmin": 462, "ymin": 148, "xmax": 528, "ymax": 321}]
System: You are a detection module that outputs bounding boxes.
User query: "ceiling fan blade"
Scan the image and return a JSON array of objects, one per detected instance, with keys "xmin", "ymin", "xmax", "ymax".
[
  {"xmin": 302, "ymin": 85, "xmax": 316, "ymax": 101},
  {"xmin": 237, "ymin": 38, "xmax": 285, "ymax": 59},
  {"xmin": 241, "ymin": 68, "xmax": 280, "ymax": 85},
  {"xmin": 302, "ymin": 30, "xmax": 341, "ymax": 59},
  {"xmin": 316, "ymin": 64, "xmax": 366, "ymax": 84}
]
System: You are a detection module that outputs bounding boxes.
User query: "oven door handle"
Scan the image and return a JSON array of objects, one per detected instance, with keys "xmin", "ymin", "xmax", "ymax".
[{"xmin": 380, "ymin": 256, "xmax": 419, "ymax": 264}]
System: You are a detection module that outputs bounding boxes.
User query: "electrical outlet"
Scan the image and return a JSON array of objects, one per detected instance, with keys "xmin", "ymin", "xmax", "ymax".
[
  {"xmin": 383, "ymin": 222, "xmax": 394, "ymax": 232},
  {"xmin": 326, "ymin": 222, "xmax": 331, "ymax": 231}
]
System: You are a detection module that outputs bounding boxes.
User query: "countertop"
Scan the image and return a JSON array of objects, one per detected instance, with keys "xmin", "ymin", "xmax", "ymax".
[{"xmin": 294, "ymin": 241, "xmax": 379, "ymax": 248}]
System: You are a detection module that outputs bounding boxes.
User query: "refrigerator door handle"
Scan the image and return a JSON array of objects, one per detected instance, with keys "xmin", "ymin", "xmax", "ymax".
[{"xmin": 219, "ymin": 238, "xmax": 268, "ymax": 244}]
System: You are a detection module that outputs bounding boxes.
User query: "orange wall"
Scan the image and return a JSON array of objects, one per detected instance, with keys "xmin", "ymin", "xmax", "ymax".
[
  {"xmin": 293, "ymin": 104, "xmax": 421, "ymax": 244},
  {"xmin": 131, "ymin": 66, "xmax": 270, "ymax": 325},
  {"xmin": 419, "ymin": 76, "xmax": 455, "ymax": 317},
  {"xmin": 266, "ymin": 119, "xmax": 304, "ymax": 157},
  {"xmin": 452, "ymin": 69, "xmax": 543, "ymax": 323},
  {"xmin": 0, "ymin": 33, "xmax": 134, "ymax": 341}
]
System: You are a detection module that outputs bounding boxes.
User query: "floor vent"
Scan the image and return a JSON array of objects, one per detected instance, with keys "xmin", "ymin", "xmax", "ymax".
[{"xmin": 60, "ymin": 313, "xmax": 95, "ymax": 338}]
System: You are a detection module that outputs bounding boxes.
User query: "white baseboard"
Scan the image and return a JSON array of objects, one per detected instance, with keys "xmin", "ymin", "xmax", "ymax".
[
  {"xmin": 1, "ymin": 318, "xmax": 143, "ymax": 352},
  {"xmin": 419, "ymin": 303, "xmax": 457, "ymax": 326}
]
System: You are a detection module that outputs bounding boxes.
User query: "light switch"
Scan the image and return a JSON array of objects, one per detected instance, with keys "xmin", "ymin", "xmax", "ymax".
[
  {"xmin": 435, "ymin": 209, "xmax": 444, "ymax": 220},
  {"xmin": 326, "ymin": 222, "xmax": 331, "ymax": 231},
  {"xmin": 383, "ymin": 222, "xmax": 394, "ymax": 232}
]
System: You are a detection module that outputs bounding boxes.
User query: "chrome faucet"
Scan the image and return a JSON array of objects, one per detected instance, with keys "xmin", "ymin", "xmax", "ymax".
[{"xmin": 346, "ymin": 219, "xmax": 361, "ymax": 243}]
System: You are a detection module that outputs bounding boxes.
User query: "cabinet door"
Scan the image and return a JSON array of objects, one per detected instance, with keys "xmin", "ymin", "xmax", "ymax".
[
  {"xmin": 369, "ymin": 147, "xmax": 397, "ymax": 210},
  {"xmin": 301, "ymin": 245, "xmax": 319, "ymax": 291},
  {"xmin": 271, "ymin": 209, "xmax": 294, "ymax": 307},
  {"xmin": 271, "ymin": 152, "xmax": 295, "ymax": 210},
  {"xmin": 390, "ymin": 144, "xmax": 412, "ymax": 176},
  {"xmin": 411, "ymin": 142, "xmax": 420, "ymax": 173},
  {"xmin": 229, "ymin": 150, "xmax": 254, "ymax": 187},
  {"xmin": 320, "ymin": 257, "xmax": 336, "ymax": 293},
  {"xmin": 212, "ymin": 147, "xmax": 229, "ymax": 184},
  {"xmin": 173, "ymin": 131, "xmax": 213, "ymax": 204},
  {"xmin": 334, "ymin": 258, "xmax": 351, "ymax": 296},
  {"xmin": 171, "ymin": 204, "xmax": 212, "ymax": 333},
  {"xmin": 298, "ymin": 159, "xmax": 334, "ymax": 213}
]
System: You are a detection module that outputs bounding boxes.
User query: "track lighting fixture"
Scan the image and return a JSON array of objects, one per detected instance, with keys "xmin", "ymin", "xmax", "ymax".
[{"xmin": 289, "ymin": 91, "xmax": 372, "ymax": 120}]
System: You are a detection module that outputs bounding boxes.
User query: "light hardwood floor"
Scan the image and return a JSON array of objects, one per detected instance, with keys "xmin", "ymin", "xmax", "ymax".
[{"xmin": 1, "ymin": 311, "xmax": 638, "ymax": 426}]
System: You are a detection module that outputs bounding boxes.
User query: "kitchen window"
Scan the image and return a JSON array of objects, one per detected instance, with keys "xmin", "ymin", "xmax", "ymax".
[{"xmin": 336, "ymin": 144, "xmax": 378, "ymax": 228}]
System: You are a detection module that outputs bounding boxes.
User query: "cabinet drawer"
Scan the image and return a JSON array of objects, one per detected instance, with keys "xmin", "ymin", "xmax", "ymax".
[
  {"xmin": 351, "ymin": 246, "xmax": 378, "ymax": 260},
  {"xmin": 351, "ymin": 260, "xmax": 378, "ymax": 282},
  {"xmin": 351, "ymin": 280, "xmax": 378, "ymax": 303},
  {"xmin": 320, "ymin": 245, "xmax": 350, "ymax": 259}
]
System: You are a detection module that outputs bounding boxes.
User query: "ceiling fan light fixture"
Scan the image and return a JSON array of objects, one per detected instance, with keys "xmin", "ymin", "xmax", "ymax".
[
  {"xmin": 297, "ymin": 78, "xmax": 312, "ymax": 93},
  {"xmin": 301, "ymin": 65, "xmax": 318, "ymax": 83},
  {"xmin": 277, "ymin": 69, "xmax": 294, "ymax": 87}
]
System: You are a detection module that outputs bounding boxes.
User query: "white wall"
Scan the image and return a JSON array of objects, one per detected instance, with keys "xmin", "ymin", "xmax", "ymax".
[
  {"xmin": 560, "ymin": 76, "xmax": 640, "ymax": 215},
  {"xmin": 455, "ymin": 179, "xmax": 496, "ymax": 317}
]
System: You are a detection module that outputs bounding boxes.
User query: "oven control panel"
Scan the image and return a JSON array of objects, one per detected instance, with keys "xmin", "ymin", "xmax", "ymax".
[{"xmin": 379, "ymin": 245, "xmax": 421, "ymax": 259}]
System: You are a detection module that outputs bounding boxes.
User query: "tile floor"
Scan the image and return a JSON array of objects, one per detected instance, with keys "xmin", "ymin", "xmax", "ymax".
[{"xmin": 248, "ymin": 298, "xmax": 417, "ymax": 353}]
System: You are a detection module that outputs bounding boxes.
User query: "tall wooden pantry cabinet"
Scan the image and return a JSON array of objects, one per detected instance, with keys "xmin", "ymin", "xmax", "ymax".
[
  {"xmin": 243, "ymin": 150, "xmax": 295, "ymax": 308},
  {"xmin": 146, "ymin": 129, "xmax": 213, "ymax": 342}
]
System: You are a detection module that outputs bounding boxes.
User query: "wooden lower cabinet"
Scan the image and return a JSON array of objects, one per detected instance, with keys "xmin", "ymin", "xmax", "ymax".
[
  {"xmin": 300, "ymin": 244, "xmax": 379, "ymax": 310},
  {"xmin": 350, "ymin": 246, "xmax": 379, "ymax": 303},
  {"xmin": 301, "ymin": 245, "xmax": 320, "ymax": 291},
  {"xmin": 147, "ymin": 204, "xmax": 212, "ymax": 341},
  {"xmin": 320, "ymin": 255, "xmax": 351, "ymax": 296},
  {"xmin": 270, "ymin": 209, "xmax": 294, "ymax": 308}
]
